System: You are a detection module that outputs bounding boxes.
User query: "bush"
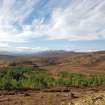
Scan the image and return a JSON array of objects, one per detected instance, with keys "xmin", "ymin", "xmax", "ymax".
[
  {"xmin": 0, "ymin": 67, "xmax": 105, "ymax": 90},
  {"xmin": 58, "ymin": 71, "xmax": 105, "ymax": 87}
]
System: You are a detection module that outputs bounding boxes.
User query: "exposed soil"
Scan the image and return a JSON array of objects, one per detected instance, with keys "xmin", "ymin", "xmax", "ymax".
[{"xmin": 0, "ymin": 87, "xmax": 105, "ymax": 105}]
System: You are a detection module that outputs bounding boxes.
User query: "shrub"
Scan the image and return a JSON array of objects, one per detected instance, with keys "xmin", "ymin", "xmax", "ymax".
[{"xmin": 0, "ymin": 66, "xmax": 105, "ymax": 90}]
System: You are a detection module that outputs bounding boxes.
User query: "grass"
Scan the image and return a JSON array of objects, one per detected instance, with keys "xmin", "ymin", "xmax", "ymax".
[{"xmin": 0, "ymin": 66, "xmax": 105, "ymax": 90}]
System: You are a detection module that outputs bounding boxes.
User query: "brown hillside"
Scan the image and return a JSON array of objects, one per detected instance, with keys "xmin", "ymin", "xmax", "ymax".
[{"xmin": 0, "ymin": 51, "xmax": 105, "ymax": 75}]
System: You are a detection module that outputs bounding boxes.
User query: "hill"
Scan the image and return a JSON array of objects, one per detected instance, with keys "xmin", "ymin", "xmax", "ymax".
[{"xmin": 0, "ymin": 50, "xmax": 105, "ymax": 75}]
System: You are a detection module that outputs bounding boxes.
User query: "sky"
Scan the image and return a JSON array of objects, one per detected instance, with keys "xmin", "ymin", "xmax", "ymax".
[{"xmin": 0, "ymin": 0, "xmax": 105, "ymax": 53}]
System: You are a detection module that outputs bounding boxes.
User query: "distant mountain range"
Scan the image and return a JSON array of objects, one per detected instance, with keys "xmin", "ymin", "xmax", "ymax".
[
  {"xmin": 0, "ymin": 50, "xmax": 75, "ymax": 56},
  {"xmin": 0, "ymin": 50, "xmax": 104, "ymax": 58}
]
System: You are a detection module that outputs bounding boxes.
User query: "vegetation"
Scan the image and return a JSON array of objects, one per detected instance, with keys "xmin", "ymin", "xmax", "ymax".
[
  {"xmin": 0, "ymin": 66, "xmax": 55, "ymax": 90},
  {"xmin": 58, "ymin": 71, "xmax": 105, "ymax": 87},
  {"xmin": 0, "ymin": 67, "xmax": 105, "ymax": 90}
]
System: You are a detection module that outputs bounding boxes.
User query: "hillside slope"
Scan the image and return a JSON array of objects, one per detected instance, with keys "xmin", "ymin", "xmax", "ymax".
[{"xmin": 0, "ymin": 51, "xmax": 105, "ymax": 74}]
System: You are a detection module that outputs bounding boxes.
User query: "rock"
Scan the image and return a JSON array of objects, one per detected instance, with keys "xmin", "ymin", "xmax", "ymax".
[
  {"xmin": 71, "ymin": 93, "xmax": 80, "ymax": 99},
  {"xmin": 61, "ymin": 92, "xmax": 80, "ymax": 99},
  {"xmin": 91, "ymin": 95, "xmax": 104, "ymax": 103}
]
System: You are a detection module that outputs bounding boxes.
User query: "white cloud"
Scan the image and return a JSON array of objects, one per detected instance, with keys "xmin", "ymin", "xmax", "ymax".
[
  {"xmin": 15, "ymin": 46, "xmax": 49, "ymax": 53},
  {"xmin": 0, "ymin": 42, "xmax": 9, "ymax": 47},
  {"xmin": 46, "ymin": 0, "xmax": 105, "ymax": 40},
  {"xmin": 0, "ymin": 0, "xmax": 105, "ymax": 52},
  {"xmin": 0, "ymin": 46, "xmax": 50, "ymax": 54},
  {"xmin": 0, "ymin": 0, "xmax": 39, "ymax": 24},
  {"xmin": 23, "ymin": 0, "xmax": 105, "ymax": 40},
  {"xmin": 63, "ymin": 45, "xmax": 101, "ymax": 52},
  {"xmin": 0, "ymin": 0, "xmax": 40, "ymax": 46}
]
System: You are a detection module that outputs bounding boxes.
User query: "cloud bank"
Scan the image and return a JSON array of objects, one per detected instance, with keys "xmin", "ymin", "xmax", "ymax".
[{"xmin": 0, "ymin": 0, "xmax": 105, "ymax": 52}]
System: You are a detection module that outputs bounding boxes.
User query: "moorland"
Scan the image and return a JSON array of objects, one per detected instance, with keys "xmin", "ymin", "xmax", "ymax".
[{"xmin": 0, "ymin": 51, "xmax": 105, "ymax": 105}]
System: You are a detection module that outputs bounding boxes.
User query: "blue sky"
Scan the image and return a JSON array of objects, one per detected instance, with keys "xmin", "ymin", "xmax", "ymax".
[{"xmin": 0, "ymin": 0, "xmax": 105, "ymax": 53}]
